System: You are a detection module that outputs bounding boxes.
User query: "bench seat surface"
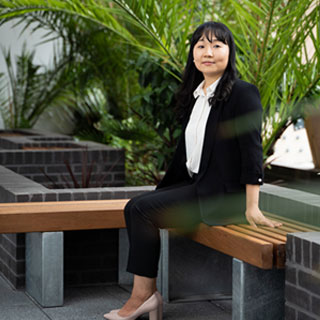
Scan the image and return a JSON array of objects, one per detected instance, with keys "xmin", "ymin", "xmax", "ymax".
[{"xmin": 0, "ymin": 200, "xmax": 319, "ymax": 269}]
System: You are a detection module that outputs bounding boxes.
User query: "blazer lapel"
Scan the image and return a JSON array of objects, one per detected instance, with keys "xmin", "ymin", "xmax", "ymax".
[{"xmin": 198, "ymin": 100, "xmax": 223, "ymax": 175}]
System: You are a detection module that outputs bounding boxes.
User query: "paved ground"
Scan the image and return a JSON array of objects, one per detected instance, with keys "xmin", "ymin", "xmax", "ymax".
[{"xmin": 0, "ymin": 275, "xmax": 232, "ymax": 320}]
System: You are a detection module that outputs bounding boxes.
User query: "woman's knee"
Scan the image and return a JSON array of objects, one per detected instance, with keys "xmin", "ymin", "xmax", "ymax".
[
  {"xmin": 124, "ymin": 197, "xmax": 136, "ymax": 218},
  {"xmin": 124, "ymin": 193, "xmax": 149, "ymax": 218}
]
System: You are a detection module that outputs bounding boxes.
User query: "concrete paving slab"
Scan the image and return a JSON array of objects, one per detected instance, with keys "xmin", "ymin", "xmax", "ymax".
[
  {"xmin": 0, "ymin": 276, "xmax": 33, "ymax": 308},
  {"xmin": 43, "ymin": 285, "xmax": 129, "ymax": 320},
  {"xmin": 0, "ymin": 274, "xmax": 232, "ymax": 320},
  {"xmin": 0, "ymin": 306, "xmax": 50, "ymax": 320},
  {"xmin": 43, "ymin": 285, "xmax": 231, "ymax": 320}
]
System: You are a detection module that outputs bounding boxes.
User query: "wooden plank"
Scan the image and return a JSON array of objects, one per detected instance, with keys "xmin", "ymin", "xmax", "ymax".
[
  {"xmin": 226, "ymin": 225, "xmax": 286, "ymax": 268},
  {"xmin": 238, "ymin": 224, "xmax": 287, "ymax": 242},
  {"xmin": 260, "ymin": 227, "xmax": 288, "ymax": 236},
  {"xmin": 190, "ymin": 223, "xmax": 274, "ymax": 269},
  {"xmin": 278, "ymin": 226, "xmax": 305, "ymax": 233},
  {"xmin": 0, "ymin": 200, "xmax": 129, "ymax": 233},
  {"xmin": 264, "ymin": 212, "xmax": 320, "ymax": 231}
]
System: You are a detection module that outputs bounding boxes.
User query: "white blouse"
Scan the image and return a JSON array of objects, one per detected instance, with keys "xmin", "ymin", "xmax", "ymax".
[{"xmin": 185, "ymin": 78, "xmax": 221, "ymax": 177}]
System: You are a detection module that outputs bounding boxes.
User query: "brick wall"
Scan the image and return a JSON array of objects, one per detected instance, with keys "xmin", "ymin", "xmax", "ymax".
[
  {"xmin": 0, "ymin": 165, "xmax": 154, "ymax": 288},
  {"xmin": 285, "ymin": 232, "xmax": 320, "ymax": 319},
  {"xmin": 0, "ymin": 130, "xmax": 125, "ymax": 188},
  {"xmin": 0, "ymin": 129, "xmax": 146, "ymax": 288}
]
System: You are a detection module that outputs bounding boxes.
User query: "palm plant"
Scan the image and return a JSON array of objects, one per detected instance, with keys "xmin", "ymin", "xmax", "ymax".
[
  {"xmin": 0, "ymin": 44, "xmax": 76, "ymax": 128},
  {"xmin": 215, "ymin": 0, "xmax": 320, "ymax": 159}
]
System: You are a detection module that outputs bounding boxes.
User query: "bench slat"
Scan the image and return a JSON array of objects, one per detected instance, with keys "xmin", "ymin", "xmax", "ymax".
[
  {"xmin": 279, "ymin": 225, "xmax": 306, "ymax": 233},
  {"xmin": 0, "ymin": 200, "xmax": 128, "ymax": 233},
  {"xmin": 190, "ymin": 223, "xmax": 274, "ymax": 269},
  {"xmin": 264, "ymin": 212, "xmax": 320, "ymax": 231},
  {"xmin": 226, "ymin": 225, "xmax": 286, "ymax": 268},
  {"xmin": 260, "ymin": 226, "xmax": 289, "ymax": 236},
  {"xmin": 238, "ymin": 224, "xmax": 287, "ymax": 242}
]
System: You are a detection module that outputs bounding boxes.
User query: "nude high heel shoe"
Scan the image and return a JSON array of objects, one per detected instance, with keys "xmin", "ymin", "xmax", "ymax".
[{"xmin": 103, "ymin": 291, "xmax": 163, "ymax": 320}]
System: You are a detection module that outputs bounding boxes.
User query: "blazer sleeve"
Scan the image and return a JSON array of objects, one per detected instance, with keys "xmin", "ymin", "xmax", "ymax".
[{"xmin": 234, "ymin": 83, "xmax": 264, "ymax": 185}]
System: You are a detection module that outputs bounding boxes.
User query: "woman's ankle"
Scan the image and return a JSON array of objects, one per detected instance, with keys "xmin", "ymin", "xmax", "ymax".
[{"xmin": 131, "ymin": 289, "xmax": 155, "ymax": 301}]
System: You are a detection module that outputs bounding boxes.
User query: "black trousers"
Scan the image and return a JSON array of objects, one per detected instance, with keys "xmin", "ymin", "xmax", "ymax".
[{"xmin": 124, "ymin": 175, "xmax": 202, "ymax": 278}]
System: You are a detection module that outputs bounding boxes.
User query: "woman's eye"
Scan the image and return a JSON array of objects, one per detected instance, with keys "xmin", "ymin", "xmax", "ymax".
[{"xmin": 213, "ymin": 44, "xmax": 220, "ymax": 48}]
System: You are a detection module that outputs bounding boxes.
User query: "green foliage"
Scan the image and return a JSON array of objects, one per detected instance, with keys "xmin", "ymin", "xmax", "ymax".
[
  {"xmin": 0, "ymin": 44, "xmax": 75, "ymax": 128},
  {"xmin": 0, "ymin": 0, "xmax": 319, "ymax": 182},
  {"xmin": 96, "ymin": 52, "xmax": 180, "ymax": 185},
  {"xmin": 214, "ymin": 0, "xmax": 320, "ymax": 158}
]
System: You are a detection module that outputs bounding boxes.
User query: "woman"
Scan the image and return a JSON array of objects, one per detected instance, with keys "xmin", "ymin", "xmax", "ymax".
[{"xmin": 103, "ymin": 21, "xmax": 282, "ymax": 320}]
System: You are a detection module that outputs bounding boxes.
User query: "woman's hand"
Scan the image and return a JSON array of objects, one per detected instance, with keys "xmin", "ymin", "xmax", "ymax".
[{"xmin": 245, "ymin": 206, "xmax": 282, "ymax": 228}]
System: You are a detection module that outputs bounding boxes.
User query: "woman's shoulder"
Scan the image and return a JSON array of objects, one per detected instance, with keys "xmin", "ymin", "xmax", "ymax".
[{"xmin": 232, "ymin": 78, "xmax": 259, "ymax": 93}]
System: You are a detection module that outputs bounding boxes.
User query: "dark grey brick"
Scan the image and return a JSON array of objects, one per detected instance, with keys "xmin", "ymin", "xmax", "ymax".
[
  {"xmin": 90, "ymin": 150, "xmax": 100, "ymax": 162},
  {"xmin": 86, "ymin": 192, "xmax": 99, "ymax": 200},
  {"xmin": 5, "ymin": 152, "xmax": 14, "ymax": 165},
  {"xmin": 54, "ymin": 151, "xmax": 64, "ymax": 163},
  {"xmin": 285, "ymin": 304, "xmax": 297, "ymax": 320},
  {"xmin": 312, "ymin": 243, "xmax": 320, "ymax": 272},
  {"xmin": 113, "ymin": 191, "xmax": 126, "ymax": 199},
  {"xmin": 285, "ymin": 283, "xmax": 310, "ymax": 310},
  {"xmin": 18, "ymin": 166, "xmax": 42, "ymax": 174},
  {"xmin": 100, "ymin": 191, "xmax": 113, "ymax": 200},
  {"xmin": 0, "ymin": 152, "xmax": 6, "ymax": 164},
  {"xmin": 34, "ymin": 152, "xmax": 44, "ymax": 164},
  {"xmin": 72, "ymin": 192, "xmax": 86, "ymax": 200},
  {"xmin": 24, "ymin": 151, "xmax": 34, "ymax": 164},
  {"xmin": 114, "ymin": 173, "xmax": 125, "ymax": 181},
  {"xmin": 299, "ymin": 270, "xmax": 320, "ymax": 296},
  {"xmin": 295, "ymin": 237, "xmax": 302, "ymax": 264},
  {"xmin": 30, "ymin": 193, "xmax": 44, "ymax": 202},
  {"xmin": 45, "ymin": 193, "xmax": 57, "ymax": 201},
  {"xmin": 303, "ymin": 240, "xmax": 311, "ymax": 268},
  {"xmin": 297, "ymin": 311, "xmax": 317, "ymax": 320},
  {"xmin": 312, "ymin": 296, "xmax": 320, "ymax": 316},
  {"xmin": 71, "ymin": 151, "xmax": 82, "ymax": 163},
  {"xmin": 47, "ymin": 165, "xmax": 68, "ymax": 173},
  {"xmin": 286, "ymin": 264, "xmax": 297, "ymax": 285},
  {"xmin": 15, "ymin": 193, "xmax": 30, "ymax": 202},
  {"xmin": 286, "ymin": 235, "xmax": 294, "ymax": 263},
  {"xmin": 32, "ymin": 175, "xmax": 49, "ymax": 183},
  {"xmin": 58, "ymin": 192, "xmax": 72, "ymax": 201},
  {"xmin": 108, "ymin": 150, "xmax": 120, "ymax": 162},
  {"xmin": 44, "ymin": 151, "xmax": 53, "ymax": 163},
  {"xmin": 15, "ymin": 152, "xmax": 24, "ymax": 164}
]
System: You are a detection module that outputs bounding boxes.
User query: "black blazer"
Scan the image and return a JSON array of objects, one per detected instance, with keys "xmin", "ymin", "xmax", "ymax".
[{"xmin": 156, "ymin": 79, "xmax": 264, "ymax": 225}]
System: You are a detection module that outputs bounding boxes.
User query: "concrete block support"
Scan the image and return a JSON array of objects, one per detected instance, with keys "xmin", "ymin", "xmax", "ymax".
[
  {"xmin": 119, "ymin": 229, "xmax": 232, "ymax": 303},
  {"xmin": 232, "ymin": 258, "xmax": 285, "ymax": 320},
  {"xmin": 25, "ymin": 232, "xmax": 63, "ymax": 307}
]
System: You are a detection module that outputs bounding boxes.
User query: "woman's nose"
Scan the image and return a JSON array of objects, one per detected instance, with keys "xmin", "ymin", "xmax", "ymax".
[{"xmin": 204, "ymin": 46, "xmax": 213, "ymax": 56}]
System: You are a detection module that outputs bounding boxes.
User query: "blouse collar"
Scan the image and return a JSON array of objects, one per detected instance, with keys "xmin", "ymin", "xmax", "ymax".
[{"xmin": 193, "ymin": 77, "xmax": 221, "ymax": 99}]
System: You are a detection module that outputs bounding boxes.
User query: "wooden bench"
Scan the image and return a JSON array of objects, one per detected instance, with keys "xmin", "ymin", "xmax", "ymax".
[
  {"xmin": 1, "ymin": 199, "xmax": 318, "ymax": 269},
  {"xmin": 0, "ymin": 200, "xmax": 319, "ymax": 319}
]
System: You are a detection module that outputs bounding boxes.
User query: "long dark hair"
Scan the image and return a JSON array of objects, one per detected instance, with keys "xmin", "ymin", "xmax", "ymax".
[{"xmin": 175, "ymin": 21, "xmax": 237, "ymax": 120}]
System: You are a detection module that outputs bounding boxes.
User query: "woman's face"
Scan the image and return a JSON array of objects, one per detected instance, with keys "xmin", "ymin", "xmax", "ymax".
[{"xmin": 193, "ymin": 32, "xmax": 229, "ymax": 80}]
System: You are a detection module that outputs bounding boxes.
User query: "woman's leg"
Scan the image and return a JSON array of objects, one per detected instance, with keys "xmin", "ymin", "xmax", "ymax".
[{"xmin": 118, "ymin": 181, "xmax": 200, "ymax": 317}]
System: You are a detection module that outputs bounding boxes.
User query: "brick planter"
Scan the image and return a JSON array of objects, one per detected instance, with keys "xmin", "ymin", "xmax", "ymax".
[
  {"xmin": 0, "ymin": 129, "xmax": 154, "ymax": 288},
  {"xmin": 285, "ymin": 232, "xmax": 320, "ymax": 319}
]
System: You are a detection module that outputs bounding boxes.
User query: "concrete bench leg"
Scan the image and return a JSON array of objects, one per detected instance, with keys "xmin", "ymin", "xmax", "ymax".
[
  {"xmin": 119, "ymin": 229, "xmax": 232, "ymax": 302},
  {"xmin": 25, "ymin": 232, "xmax": 64, "ymax": 307},
  {"xmin": 232, "ymin": 258, "xmax": 285, "ymax": 320}
]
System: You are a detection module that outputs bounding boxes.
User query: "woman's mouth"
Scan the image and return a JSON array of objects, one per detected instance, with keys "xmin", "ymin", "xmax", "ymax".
[{"xmin": 202, "ymin": 61, "xmax": 215, "ymax": 66}]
